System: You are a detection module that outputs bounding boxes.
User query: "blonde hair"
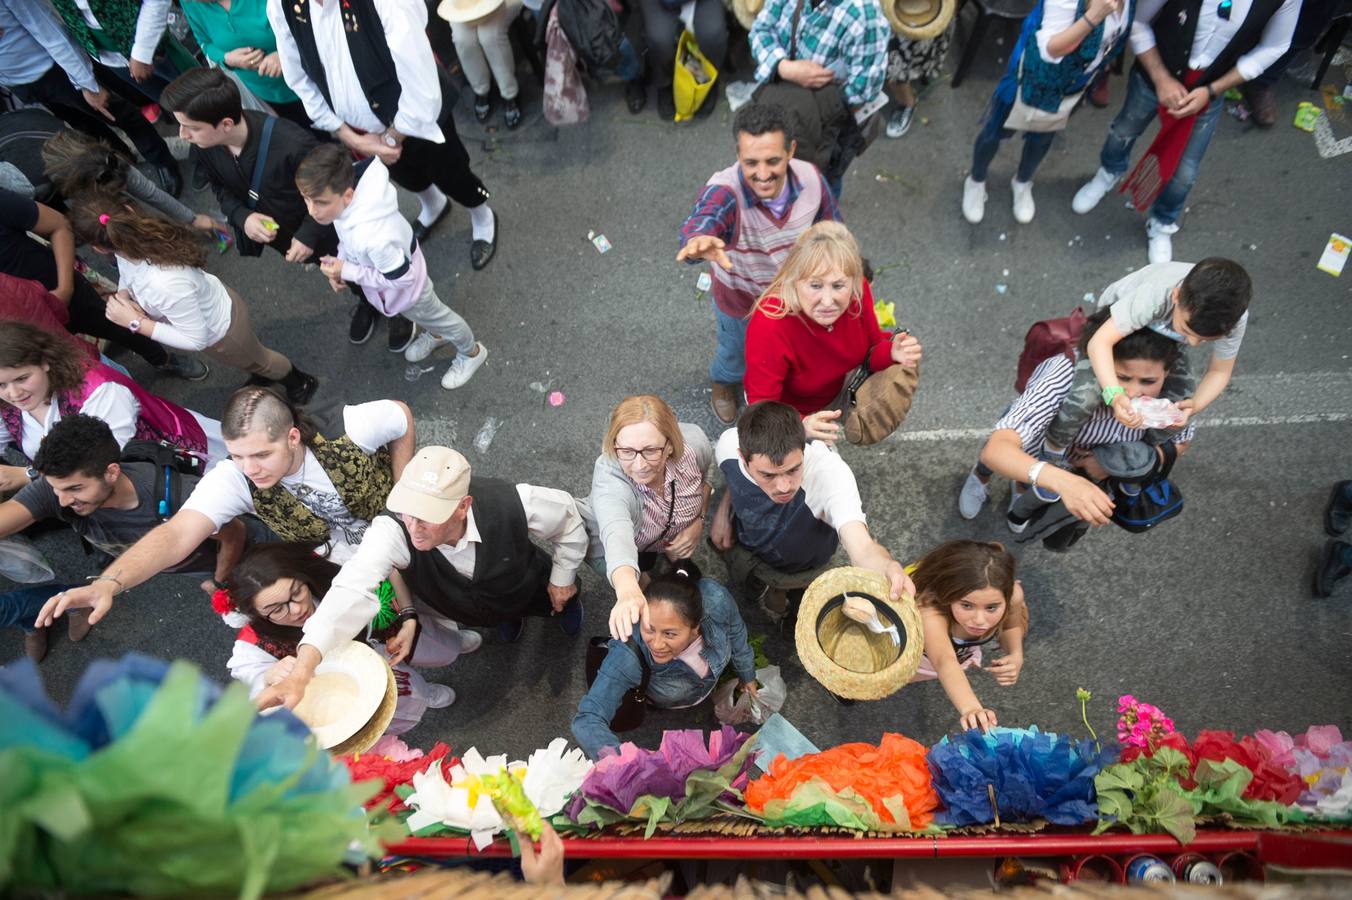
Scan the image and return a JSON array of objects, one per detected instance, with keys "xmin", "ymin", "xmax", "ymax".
[
  {"xmin": 603, "ymin": 395, "xmax": 684, "ymax": 461},
  {"xmin": 754, "ymin": 221, "xmax": 865, "ymax": 321}
]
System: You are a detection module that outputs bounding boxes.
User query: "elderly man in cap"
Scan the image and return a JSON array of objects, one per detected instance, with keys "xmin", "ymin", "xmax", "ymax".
[{"xmin": 256, "ymin": 445, "xmax": 589, "ymax": 711}]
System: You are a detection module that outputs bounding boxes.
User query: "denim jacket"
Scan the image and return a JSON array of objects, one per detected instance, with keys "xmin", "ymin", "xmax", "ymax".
[{"xmin": 572, "ymin": 577, "xmax": 758, "ymax": 759}]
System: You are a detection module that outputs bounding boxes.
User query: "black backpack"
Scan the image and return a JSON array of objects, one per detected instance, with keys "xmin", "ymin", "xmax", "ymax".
[
  {"xmin": 551, "ymin": 0, "xmax": 623, "ymax": 72},
  {"xmin": 118, "ymin": 440, "xmax": 204, "ymax": 523},
  {"xmin": 1108, "ymin": 443, "xmax": 1184, "ymax": 534}
]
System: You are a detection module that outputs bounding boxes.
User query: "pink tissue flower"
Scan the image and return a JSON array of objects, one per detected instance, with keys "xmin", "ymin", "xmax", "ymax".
[{"xmin": 548, "ymin": 391, "xmax": 566, "ymax": 407}]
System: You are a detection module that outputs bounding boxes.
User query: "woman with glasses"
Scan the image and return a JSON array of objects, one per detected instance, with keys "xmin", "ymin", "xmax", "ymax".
[
  {"xmin": 580, "ymin": 395, "xmax": 715, "ymax": 642},
  {"xmin": 219, "ymin": 541, "xmax": 477, "ymax": 724}
]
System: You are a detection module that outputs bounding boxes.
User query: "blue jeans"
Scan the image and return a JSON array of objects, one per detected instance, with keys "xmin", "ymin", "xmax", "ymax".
[
  {"xmin": 1, "ymin": 584, "xmax": 71, "ymax": 634},
  {"xmin": 970, "ymin": 91, "xmax": 1057, "ymax": 184},
  {"xmin": 1098, "ymin": 67, "xmax": 1224, "ymax": 226},
  {"xmin": 709, "ymin": 305, "xmax": 749, "ymax": 385},
  {"xmin": 600, "ymin": 36, "xmax": 643, "ymax": 83}
]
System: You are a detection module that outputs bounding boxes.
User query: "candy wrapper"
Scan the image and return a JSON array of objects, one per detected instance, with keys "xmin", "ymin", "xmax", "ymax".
[{"xmin": 1131, "ymin": 396, "xmax": 1186, "ymax": 428}]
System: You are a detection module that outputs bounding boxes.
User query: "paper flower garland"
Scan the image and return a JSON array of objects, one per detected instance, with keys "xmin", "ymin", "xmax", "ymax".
[
  {"xmin": 746, "ymin": 733, "xmax": 939, "ymax": 831},
  {"xmin": 341, "ymin": 738, "xmax": 456, "ymax": 812},
  {"xmin": 928, "ymin": 727, "xmax": 1118, "ymax": 827},
  {"xmin": 0, "ymin": 654, "xmax": 380, "ymax": 899},
  {"xmin": 1253, "ymin": 726, "xmax": 1352, "ymax": 819}
]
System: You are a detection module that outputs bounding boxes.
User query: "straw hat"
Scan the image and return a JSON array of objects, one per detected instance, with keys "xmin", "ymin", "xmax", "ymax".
[
  {"xmin": 291, "ymin": 641, "xmax": 397, "ymax": 755},
  {"xmin": 437, "ymin": 0, "xmax": 505, "ymax": 23},
  {"xmin": 731, "ymin": 0, "xmax": 765, "ymax": 32},
  {"xmin": 884, "ymin": 0, "xmax": 956, "ymax": 41},
  {"xmin": 794, "ymin": 567, "xmax": 923, "ymax": 702}
]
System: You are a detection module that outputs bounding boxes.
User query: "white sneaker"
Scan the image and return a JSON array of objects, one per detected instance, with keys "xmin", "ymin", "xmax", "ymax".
[
  {"xmin": 424, "ymin": 683, "xmax": 456, "ymax": 709},
  {"xmin": 1146, "ymin": 218, "xmax": 1178, "ymax": 264},
  {"xmin": 440, "ymin": 342, "xmax": 488, "ymax": 389},
  {"xmin": 459, "ymin": 629, "xmax": 482, "ymax": 654},
  {"xmin": 958, "ymin": 471, "xmax": 990, "ymax": 519},
  {"xmin": 962, "ymin": 176, "xmax": 987, "ymax": 224},
  {"xmin": 1072, "ymin": 167, "xmax": 1119, "ymax": 214},
  {"xmin": 1011, "ymin": 178, "xmax": 1035, "ymax": 224},
  {"xmin": 404, "ymin": 330, "xmax": 449, "ymax": 362}
]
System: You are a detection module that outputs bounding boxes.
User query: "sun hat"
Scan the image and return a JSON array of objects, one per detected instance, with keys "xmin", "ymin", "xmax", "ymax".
[
  {"xmin": 386, "ymin": 446, "xmax": 471, "ymax": 525},
  {"xmin": 437, "ymin": 0, "xmax": 505, "ymax": 23},
  {"xmin": 731, "ymin": 0, "xmax": 764, "ymax": 32},
  {"xmin": 884, "ymin": 0, "xmax": 957, "ymax": 41},
  {"xmin": 291, "ymin": 641, "xmax": 397, "ymax": 754},
  {"xmin": 795, "ymin": 567, "xmax": 923, "ymax": 701}
]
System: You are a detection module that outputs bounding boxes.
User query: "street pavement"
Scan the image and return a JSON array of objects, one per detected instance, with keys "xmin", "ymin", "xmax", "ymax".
[{"xmin": 3, "ymin": 36, "xmax": 1350, "ymax": 758}]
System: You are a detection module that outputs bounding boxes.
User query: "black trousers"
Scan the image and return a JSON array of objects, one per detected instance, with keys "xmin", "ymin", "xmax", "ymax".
[
  {"xmin": 67, "ymin": 274, "xmax": 171, "ymax": 367},
  {"xmin": 9, "ymin": 63, "xmax": 174, "ymax": 168},
  {"xmin": 385, "ymin": 114, "xmax": 489, "ymax": 209},
  {"xmin": 638, "ymin": 0, "xmax": 728, "ymax": 90}
]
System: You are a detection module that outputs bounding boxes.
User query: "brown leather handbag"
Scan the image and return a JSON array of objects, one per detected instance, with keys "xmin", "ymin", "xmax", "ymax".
[{"xmin": 834, "ymin": 360, "xmax": 921, "ymax": 446}]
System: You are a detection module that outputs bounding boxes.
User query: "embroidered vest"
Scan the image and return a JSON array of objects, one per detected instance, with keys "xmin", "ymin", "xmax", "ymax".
[
  {"xmin": 50, "ymin": 0, "xmax": 141, "ymax": 59},
  {"xmin": 1019, "ymin": 0, "xmax": 1136, "ymax": 110},
  {"xmin": 0, "ymin": 363, "xmax": 208, "ymax": 462},
  {"xmin": 278, "ymin": 0, "xmax": 402, "ymax": 128},
  {"xmin": 247, "ymin": 434, "xmax": 392, "ymax": 543},
  {"xmin": 1146, "ymin": 0, "xmax": 1283, "ymax": 83},
  {"xmin": 705, "ymin": 159, "xmax": 825, "ymax": 319}
]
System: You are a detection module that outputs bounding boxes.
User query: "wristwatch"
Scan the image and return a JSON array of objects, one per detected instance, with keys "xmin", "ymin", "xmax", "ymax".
[
  {"xmin": 381, "ymin": 130, "xmax": 398, "ymax": 147},
  {"xmin": 127, "ymin": 318, "xmax": 142, "ymax": 334}
]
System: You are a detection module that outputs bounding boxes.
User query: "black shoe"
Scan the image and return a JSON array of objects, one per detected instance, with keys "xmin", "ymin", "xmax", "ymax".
[
  {"xmin": 160, "ymin": 352, "xmax": 209, "ymax": 381},
  {"xmin": 498, "ymin": 617, "xmax": 525, "ymax": 643},
  {"xmin": 503, "ymin": 97, "xmax": 522, "ymax": 130},
  {"xmin": 694, "ymin": 90, "xmax": 717, "ymax": 119},
  {"xmin": 1314, "ymin": 539, "xmax": 1352, "ymax": 598},
  {"xmin": 474, "ymin": 92, "xmax": 493, "ymax": 122},
  {"xmin": 657, "ymin": 90, "xmax": 676, "ymax": 122},
  {"xmin": 470, "ymin": 208, "xmax": 498, "ymax": 270},
  {"xmin": 625, "ymin": 80, "xmax": 647, "ymax": 114},
  {"xmin": 411, "ymin": 202, "xmax": 452, "ymax": 243},
  {"xmin": 1325, "ymin": 481, "xmax": 1352, "ymax": 536},
  {"xmin": 558, "ymin": 592, "xmax": 583, "ymax": 635},
  {"xmin": 283, "ymin": 370, "xmax": 320, "ymax": 405},
  {"xmin": 349, "ymin": 302, "xmax": 376, "ymax": 344},
  {"xmin": 154, "ymin": 162, "xmax": 183, "ymax": 197},
  {"xmin": 388, "ymin": 316, "xmax": 416, "ymax": 353}
]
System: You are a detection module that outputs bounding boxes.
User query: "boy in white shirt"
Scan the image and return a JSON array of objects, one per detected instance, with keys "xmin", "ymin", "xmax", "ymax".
[{"xmin": 296, "ymin": 143, "xmax": 488, "ymax": 391}]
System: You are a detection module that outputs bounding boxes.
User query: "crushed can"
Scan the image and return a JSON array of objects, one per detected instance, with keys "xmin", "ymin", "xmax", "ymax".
[{"xmin": 1125, "ymin": 854, "xmax": 1175, "ymax": 884}]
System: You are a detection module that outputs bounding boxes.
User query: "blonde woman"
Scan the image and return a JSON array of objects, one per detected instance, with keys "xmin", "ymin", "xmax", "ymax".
[
  {"xmin": 578, "ymin": 395, "xmax": 714, "ymax": 641},
  {"xmin": 744, "ymin": 221, "xmax": 922, "ymax": 444}
]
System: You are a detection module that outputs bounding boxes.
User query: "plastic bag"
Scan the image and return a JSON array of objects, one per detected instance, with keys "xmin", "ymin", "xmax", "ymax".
[
  {"xmin": 1132, "ymin": 395, "xmax": 1186, "ymax": 428},
  {"xmin": 0, "ymin": 535, "xmax": 56, "ymax": 583},
  {"xmin": 543, "ymin": 6, "xmax": 590, "ymax": 126},
  {"xmin": 714, "ymin": 665, "xmax": 785, "ymax": 726},
  {"xmin": 672, "ymin": 30, "xmax": 717, "ymax": 122}
]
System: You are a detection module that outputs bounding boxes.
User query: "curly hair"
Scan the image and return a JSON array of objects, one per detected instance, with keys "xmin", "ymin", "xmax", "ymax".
[
  {"xmin": 69, "ymin": 193, "xmax": 207, "ymax": 268},
  {"xmin": 33, "ymin": 413, "xmax": 120, "ymax": 478},
  {"xmin": 0, "ymin": 320, "xmax": 91, "ymax": 399},
  {"xmin": 41, "ymin": 130, "xmax": 130, "ymax": 197}
]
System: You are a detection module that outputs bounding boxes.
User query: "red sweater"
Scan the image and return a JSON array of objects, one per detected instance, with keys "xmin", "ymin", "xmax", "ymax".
[{"xmin": 745, "ymin": 280, "xmax": 895, "ymax": 416}]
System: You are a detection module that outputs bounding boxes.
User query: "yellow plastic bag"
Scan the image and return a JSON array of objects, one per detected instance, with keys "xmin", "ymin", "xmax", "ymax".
[{"xmin": 673, "ymin": 30, "xmax": 718, "ymax": 122}]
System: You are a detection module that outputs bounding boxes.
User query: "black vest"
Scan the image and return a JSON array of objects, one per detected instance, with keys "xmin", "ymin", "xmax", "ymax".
[
  {"xmin": 719, "ymin": 458, "xmax": 838, "ymax": 574},
  {"xmin": 1144, "ymin": 0, "xmax": 1284, "ymax": 83},
  {"xmin": 386, "ymin": 477, "xmax": 552, "ymax": 626},
  {"xmin": 279, "ymin": 0, "xmax": 401, "ymax": 127}
]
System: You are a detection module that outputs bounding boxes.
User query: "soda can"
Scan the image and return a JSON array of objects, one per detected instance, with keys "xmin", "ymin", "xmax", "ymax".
[
  {"xmin": 1176, "ymin": 858, "xmax": 1224, "ymax": 884},
  {"xmin": 1125, "ymin": 854, "xmax": 1176, "ymax": 884}
]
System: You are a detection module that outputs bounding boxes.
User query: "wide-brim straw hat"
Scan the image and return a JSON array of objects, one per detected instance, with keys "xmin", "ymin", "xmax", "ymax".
[
  {"xmin": 795, "ymin": 567, "xmax": 923, "ymax": 702},
  {"xmin": 291, "ymin": 641, "xmax": 397, "ymax": 755},
  {"xmin": 885, "ymin": 0, "xmax": 956, "ymax": 41},
  {"xmin": 732, "ymin": 0, "xmax": 764, "ymax": 32},
  {"xmin": 437, "ymin": 0, "xmax": 505, "ymax": 23}
]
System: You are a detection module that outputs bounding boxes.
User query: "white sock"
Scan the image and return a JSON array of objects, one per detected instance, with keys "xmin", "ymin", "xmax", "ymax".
[
  {"xmin": 469, "ymin": 203, "xmax": 494, "ymax": 242},
  {"xmin": 415, "ymin": 187, "xmax": 448, "ymax": 227}
]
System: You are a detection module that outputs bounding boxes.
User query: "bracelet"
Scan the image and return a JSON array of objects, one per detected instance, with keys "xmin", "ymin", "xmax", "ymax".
[
  {"xmin": 87, "ymin": 574, "xmax": 125, "ymax": 593},
  {"xmin": 1027, "ymin": 461, "xmax": 1047, "ymax": 489},
  {"xmin": 396, "ymin": 607, "xmax": 417, "ymax": 622},
  {"xmin": 1101, "ymin": 385, "xmax": 1126, "ymax": 407}
]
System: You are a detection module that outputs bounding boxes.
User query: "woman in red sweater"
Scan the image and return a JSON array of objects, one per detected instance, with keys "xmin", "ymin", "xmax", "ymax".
[{"xmin": 745, "ymin": 222, "xmax": 922, "ymax": 443}]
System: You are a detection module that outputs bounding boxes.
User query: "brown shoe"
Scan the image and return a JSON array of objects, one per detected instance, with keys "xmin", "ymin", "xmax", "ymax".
[
  {"xmin": 760, "ymin": 587, "xmax": 789, "ymax": 620},
  {"xmin": 1246, "ymin": 84, "xmax": 1277, "ymax": 127},
  {"xmin": 25, "ymin": 626, "xmax": 49, "ymax": 662},
  {"xmin": 711, "ymin": 381, "xmax": 739, "ymax": 425},
  {"xmin": 66, "ymin": 609, "xmax": 92, "ymax": 642}
]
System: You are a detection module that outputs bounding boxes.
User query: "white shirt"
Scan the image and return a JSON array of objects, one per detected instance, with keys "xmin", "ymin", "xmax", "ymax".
[
  {"xmin": 714, "ymin": 429, "xmax": 867, "ymax": 531},
  {"xmin": 72, "ymin": 0, "xmax": 171, "ymax": 67},
  {"xmin": 116, "ymin": 256, "xmax": 233, "ymax": 352},
  {"xmin": 0, "ymin": 382, "xmax": 136, "ymax": 460},
  {"xmin": 181, "ymin": 400, "xmax": 408, "ymax": 561},
  {"xmin": 305, "ymin": 484, "xmax": 589, "ymax": 657},
  {"xmin": 1130, "ymin": 0, "xmax": 1300, "ymax": 81},
  {"xmin": 267, "ymin": 0, "xmax": 445, "ymax": 140},
  {"xmin": 1035, "ymin": 0, "xmax": 1131, "ymax": 69}
]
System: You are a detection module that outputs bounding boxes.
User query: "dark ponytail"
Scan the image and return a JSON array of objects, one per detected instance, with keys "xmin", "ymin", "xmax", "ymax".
[{"xmin": 646, "ymin": 560, "xmax": 704, "ymax": 627}]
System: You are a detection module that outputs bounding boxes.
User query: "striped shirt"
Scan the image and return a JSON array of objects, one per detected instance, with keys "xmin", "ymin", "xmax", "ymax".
[
  {"xmin": 633, "ymin": 443, "xmax": 706, "ymax": 552},
  {"xmin": 749, "ymin": 0, "xmax": 890, "ymax": 108},
  {"xmin": 995, "ymin": 355, "xmax": 1196, "ymax": 454}
]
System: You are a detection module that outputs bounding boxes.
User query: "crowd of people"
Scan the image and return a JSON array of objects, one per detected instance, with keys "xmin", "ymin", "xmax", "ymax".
[{"xmin": 0, "ymin": 0, "xmax": 1340, "ymax": 773}]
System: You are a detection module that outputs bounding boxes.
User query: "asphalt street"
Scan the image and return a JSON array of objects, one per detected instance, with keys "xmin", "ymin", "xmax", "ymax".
[{"xmin": 3, "ymin": 33, "xmax": 1350, "ymax": 760}]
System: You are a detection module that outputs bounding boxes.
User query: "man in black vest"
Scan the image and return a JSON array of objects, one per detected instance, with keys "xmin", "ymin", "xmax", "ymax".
[
  {"xmin": 1070, "ymin": 0, "xmax": 1299, "ymax": 263},
  {"xmin": 256, "ymin": 446, "xmax": 589, "ymax": 711},
  {"xmin": 266, "ymin": 0, "xmax": 500, "ymax": 269}
]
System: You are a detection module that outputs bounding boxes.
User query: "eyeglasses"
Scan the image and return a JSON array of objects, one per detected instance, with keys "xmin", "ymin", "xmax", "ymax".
[
  {"xmin": 615, "ymin": 443, "xmax": 668, "ymax": 462},
  {"xmin": 1217, "ymin": 0, "xmax": 1231, "ymax": 20},
  {"xmin": 258, "ymin": 583, "xmax": 306, "ymax": 621}
]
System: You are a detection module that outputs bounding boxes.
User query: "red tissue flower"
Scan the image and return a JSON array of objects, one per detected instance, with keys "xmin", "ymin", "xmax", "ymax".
[{"xmin": 342, "ymin": 742, "xmax": 457, "ymax": 812}]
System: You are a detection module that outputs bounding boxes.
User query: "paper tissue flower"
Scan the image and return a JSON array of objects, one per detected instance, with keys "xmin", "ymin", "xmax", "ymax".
[
  {"xmin": 0, "ymin": 654, "xmax": 380, "ymax": 900},
  {"xmin": 928, "ymin": 726, "xmax": 1118, "ymax": 827},
  {"xmin": 746, "ymin": 733, "xmax": 939, "ymax": 831},
  {"xmin": 341, "ymin": 739, "xmax": 456, "ymax": 812},
  {"xmin": 522, "ymin": 737, "xmax": 593, "ymax": 816},
  {"xmin": 1189, "ymin": 730, "xmax": 1302, "ymax": 805},
  {"xmin": 874, "ymin": 299, "xmax": 897, "ymax": 330},
  {"xmin": 567, "ymin": 727, "xmax": 759, "ymax": 838},
  {"xmin": 1254, "ymin": 726, "xmax": 1352, "ymax": 816}
]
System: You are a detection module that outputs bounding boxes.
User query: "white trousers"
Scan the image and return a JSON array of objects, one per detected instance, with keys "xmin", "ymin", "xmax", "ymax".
[{"xmin": 451, "ymin": 0, "xmax": 522, "ymax": 101}]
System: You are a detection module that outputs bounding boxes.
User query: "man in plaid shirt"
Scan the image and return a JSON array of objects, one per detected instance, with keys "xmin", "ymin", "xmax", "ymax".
[{"xmin": 749, "ymin": 0, "xmax": 890, "ymax": 114}]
